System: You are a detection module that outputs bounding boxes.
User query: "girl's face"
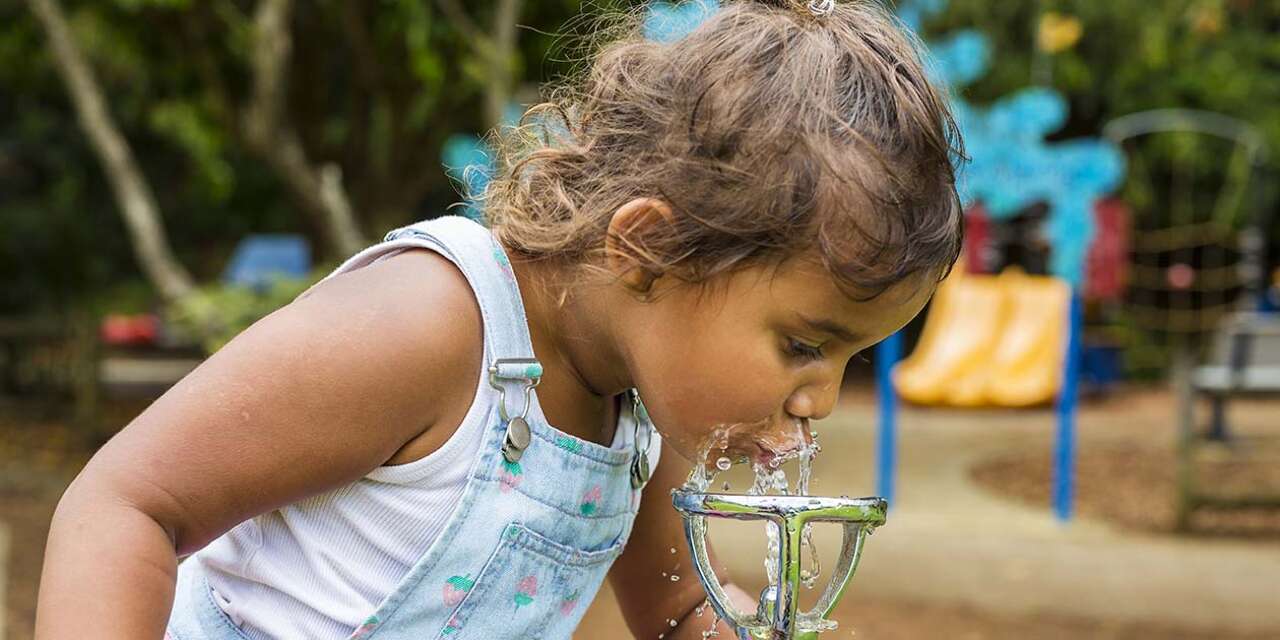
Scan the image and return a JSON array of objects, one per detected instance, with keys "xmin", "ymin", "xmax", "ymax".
[{"xmin": 620, "ymin": 255, "xmax": 934, "ymax": 468}]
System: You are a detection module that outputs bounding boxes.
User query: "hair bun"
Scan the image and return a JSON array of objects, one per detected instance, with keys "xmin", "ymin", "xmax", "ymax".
[{"xmin": 753, "ymin": 0, "xmax": 837, "ymax": 17}]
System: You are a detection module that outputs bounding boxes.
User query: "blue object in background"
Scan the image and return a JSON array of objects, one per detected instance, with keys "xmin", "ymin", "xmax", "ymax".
[
  {"xmin": 644, "ymin": 0, "xmax": 720, "ymax": 43},
  {"xmin": 440, "ymin": 105, "xmax": 528, "ymax": 224},
  {"xmin": 1262, "ymin": 287, "xmax": 1279, "ymax": 313},
  {"xmin": 1053, "ymin": 291, "xmax": 1084, "ymax": 522},
  {"xmin": 901, "ymin": 0, "xmax": 1127, "ymax": 288},
  {"xmin": 1080, "ymin": 344, "xmax": 1123, "ymax": 390},
  {"xmin": 441, "ymin": 134, "xmax": 493, "ymax": 223},
  {"xmin": 897, "ymin": 0, "xmax": 1111, "ymax": 521},
  {"xmin": 222, "ymin": 235, "xmax": 312, "ymax": 292},
  {"xmin": 876, "ymin": 331, "xmax": 903, "ymax": 509}
]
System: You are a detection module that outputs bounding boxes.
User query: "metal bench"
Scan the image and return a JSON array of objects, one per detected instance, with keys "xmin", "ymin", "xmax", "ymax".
[
  {"xmin": 1175, "ymin": 312, "xmax": 1280, "ymax": 527},
  {"xmin": 1193, "ymin": 312, "xmax": 1280, "ymax": 441}
]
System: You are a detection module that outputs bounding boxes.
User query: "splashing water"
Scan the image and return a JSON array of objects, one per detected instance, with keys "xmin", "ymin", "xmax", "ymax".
[
  {"xmin": 679, "ymin": 420, "xmax": 841, "ymax": 636},
  {"xmin": 684, "ymin": 420, "xmax": 825, "ymax": 592},
  {"xmin": 749, "ymin": 420, "xmax": 823, "ymax": 591},
  {"xmin": 684, "ymin": 425, "xmax": 737, "ymax": 492}
]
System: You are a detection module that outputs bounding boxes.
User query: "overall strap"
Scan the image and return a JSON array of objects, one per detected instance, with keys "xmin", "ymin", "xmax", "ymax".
[{"xmin": 380, "ymin": 217, "xmax": 544, "ymax": 429}]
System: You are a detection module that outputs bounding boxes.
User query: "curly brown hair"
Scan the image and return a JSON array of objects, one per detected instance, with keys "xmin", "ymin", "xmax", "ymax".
[{"xmin": 483, "ymin": 0, "xmax": 964, "ymax": 301}]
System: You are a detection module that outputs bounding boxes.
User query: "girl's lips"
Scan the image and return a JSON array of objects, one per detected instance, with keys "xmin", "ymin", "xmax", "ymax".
[{"xmin": 698, "ymin": 419, "xmax": 813, "ymax": 468}]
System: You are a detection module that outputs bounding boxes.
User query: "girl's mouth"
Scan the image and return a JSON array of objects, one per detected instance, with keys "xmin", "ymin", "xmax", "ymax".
[{"xmin": 706, "ymin": 418, "xmax": 814, "ymax": 469}]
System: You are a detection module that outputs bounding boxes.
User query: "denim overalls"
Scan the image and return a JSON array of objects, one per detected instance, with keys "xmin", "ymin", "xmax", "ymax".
[{"xmin": 167, "ymin": 216, "xmax": 657, "ymax": 639}]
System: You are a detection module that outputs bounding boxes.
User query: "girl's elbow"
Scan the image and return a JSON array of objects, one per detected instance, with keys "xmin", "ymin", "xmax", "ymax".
[{"xmin": 52, "ymin": 464, "xmax": 187, "ymax": 552}]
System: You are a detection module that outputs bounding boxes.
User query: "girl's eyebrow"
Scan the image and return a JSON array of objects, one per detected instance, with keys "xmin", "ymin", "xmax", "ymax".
[{"xmin": 796, "ymin": 313, "xmax": 861, "ymax": 343}]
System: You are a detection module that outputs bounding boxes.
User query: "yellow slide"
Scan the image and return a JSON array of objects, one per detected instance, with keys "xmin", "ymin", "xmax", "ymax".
[
  {"xmin": 893, "ymin": 267, "xmax": 1071, "ymax": 408},
  {"xmin": 891, "ymin": 266, "xmax": 1007, "ymax": 405}
]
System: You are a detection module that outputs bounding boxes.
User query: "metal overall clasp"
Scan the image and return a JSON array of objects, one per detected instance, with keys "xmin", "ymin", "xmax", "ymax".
[{"xmin": 489, "ymin": 358, "xmax": 542, "ymax": 463}]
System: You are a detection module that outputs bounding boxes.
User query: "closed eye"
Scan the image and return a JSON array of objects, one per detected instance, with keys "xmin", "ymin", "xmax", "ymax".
[{"xmin": 784, "ymin": 338, "xmax": 824, "ymax": 362}]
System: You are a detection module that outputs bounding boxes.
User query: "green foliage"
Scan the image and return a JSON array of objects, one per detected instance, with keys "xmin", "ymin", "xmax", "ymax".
[
  {"xmin": 929, "ymin": 0, "xmax": 1279, "ymax": 197},
  {"xmin": 1, "ymin": 0, "xmax": 591, "ymax": 317},
  {"xmin": 165, "ymin": 268, "xmax": 332, "ymax": 354},
  {"xmin": 9, "ymin": 0, "xmax": 1274, "ymax": 329},
  {"xmin": 148, "ymin": 100, "xmax": 234, "ymax": 202}
]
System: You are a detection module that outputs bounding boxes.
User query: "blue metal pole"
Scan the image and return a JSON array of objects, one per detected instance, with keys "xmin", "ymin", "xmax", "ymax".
[
  {"xmin": 876, "ymin": 331, "xmax": 903, "ymax": 508},
  {"xmin": 1053, "ymin": 291, "xmax": 1084, "ymax": 522}
]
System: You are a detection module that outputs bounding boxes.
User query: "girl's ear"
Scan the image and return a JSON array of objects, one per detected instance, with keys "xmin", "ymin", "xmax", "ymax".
[{"xmin": 605, "ymin": 197, "xmax": 676, "ymax": 297}]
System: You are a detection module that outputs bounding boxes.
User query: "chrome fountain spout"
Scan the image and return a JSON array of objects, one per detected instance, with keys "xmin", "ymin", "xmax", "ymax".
[{"xmin": 672, "ymin": 491, "xmax": 887, "ymax": 640}]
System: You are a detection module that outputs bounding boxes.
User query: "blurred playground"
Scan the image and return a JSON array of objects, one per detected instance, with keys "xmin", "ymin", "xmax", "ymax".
[{"xmin": 3, "ymin": 0, "xmax": 1280, "ymax": 638}]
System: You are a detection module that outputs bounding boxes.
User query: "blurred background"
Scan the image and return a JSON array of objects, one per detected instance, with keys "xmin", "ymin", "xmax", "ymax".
[{"xmin": 1, "ymin": 0, "xmax": 1277, "ymax": 638}]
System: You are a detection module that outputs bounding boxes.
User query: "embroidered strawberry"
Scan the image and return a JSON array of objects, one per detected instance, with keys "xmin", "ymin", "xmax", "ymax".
[
  {"xmin": 500, "ymin": 459, "xmax": 523, "ymax": 493},
  {"xmin": 580, "ymin": 485, "xmax": 603, "ymax": 516},
  {"xmin": 347, "ymin": 614, "xmax": 380, "ymax": 639},
  {"xmin": 513, "ymin": 575, "xmax": 537, "ymax": 610},
  {"xmin": 442, "ymin": 574, "xmax": 475, "ymax": 607},
  {"xmin": 442, "ymin": 613, "xmax": 463, "ymax": 635},
  {"xmin": 493, "ymin": 246, "xmax": 516, "ymax": 281},
  {"xmin": 554, "ymin": 436, "xmax": 582, "ymax": 453},
  {"xmin": 559, "ymin": 591, "xmax": 580, "ymax": 616}
]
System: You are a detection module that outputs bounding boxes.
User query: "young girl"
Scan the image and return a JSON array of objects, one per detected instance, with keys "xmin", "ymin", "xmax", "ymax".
[{"xmin": 36, "ymin": 1, "xmax": 962, "ymax": 638}]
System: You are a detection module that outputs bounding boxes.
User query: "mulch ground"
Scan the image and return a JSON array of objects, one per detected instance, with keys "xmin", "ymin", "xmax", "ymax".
[
  {"xmin": 1, "ymin": 401, "xmax": 134, "ymax": 640},
  {"xmin": 971, "ymin": 431, "xmax": 1280, "ymax": 542}
]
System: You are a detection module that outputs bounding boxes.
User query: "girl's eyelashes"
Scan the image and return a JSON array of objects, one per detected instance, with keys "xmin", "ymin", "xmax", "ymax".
[{"xmin": 784, "ymin": 338, "xmax": 825, "ymax": 362}]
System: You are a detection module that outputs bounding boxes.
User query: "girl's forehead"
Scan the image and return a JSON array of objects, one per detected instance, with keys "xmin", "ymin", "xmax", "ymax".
[{"xmin": 762, "ymin": 257, "xmax": 936, "ymax": 317}]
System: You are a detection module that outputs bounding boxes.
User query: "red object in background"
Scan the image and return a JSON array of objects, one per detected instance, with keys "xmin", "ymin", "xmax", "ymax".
[
  {"xmin": 964, "ymin": 203, "xmax": 992, "ymax": 274},
  {"xmin": 1084, "ymin": 198, "xmax": 1131, "ymax": 302},
  {"xmin": 100, "ymin": 313, "xmax": 160, "ymax": 346},
  {"xmin": 1167, "ymin": 263, "xmax": 1196, "ymax": 290}
]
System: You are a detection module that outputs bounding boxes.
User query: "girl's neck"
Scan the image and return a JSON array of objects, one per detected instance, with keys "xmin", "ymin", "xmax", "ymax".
[{"xmin": 510, "ymin": 255, "xmax": 634, "ymax": 444}]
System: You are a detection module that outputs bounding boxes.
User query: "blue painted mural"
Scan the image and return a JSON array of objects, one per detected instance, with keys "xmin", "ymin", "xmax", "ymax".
[{"xmin": 898, "ymin": 0, "xmax": 1125, "ymax": 285}]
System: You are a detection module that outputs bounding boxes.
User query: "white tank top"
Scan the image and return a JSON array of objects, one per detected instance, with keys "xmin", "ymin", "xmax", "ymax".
[{"xmin": 192, "ymin": 224, "xmax": 661, "ymax": 640}]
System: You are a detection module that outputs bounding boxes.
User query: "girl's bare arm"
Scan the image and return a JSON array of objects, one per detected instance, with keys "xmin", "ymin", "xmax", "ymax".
[{"xmin": 35, "ymin": 250, "xmax": 482, "ymax": 639}]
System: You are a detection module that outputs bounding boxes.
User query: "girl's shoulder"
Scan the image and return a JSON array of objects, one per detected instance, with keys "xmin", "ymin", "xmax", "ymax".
[
  {"xmin": 82, "ymin": 244, "xmax": 485, "ymax": 556},
  {"xmin": 304, "ymin": 246, "xmax": 486, "ymax": 465}
]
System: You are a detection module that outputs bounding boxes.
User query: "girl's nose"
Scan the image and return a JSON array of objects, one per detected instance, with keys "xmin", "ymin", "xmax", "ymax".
[{"xmin": 785, "ymin": 380, "xmax": 839, "ymax": 421}]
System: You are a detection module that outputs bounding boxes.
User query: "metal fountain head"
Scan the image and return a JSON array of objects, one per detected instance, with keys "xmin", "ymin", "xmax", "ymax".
[{"xmin": 672, "ymin": 490, "xmax": 887, "ymax": 640}]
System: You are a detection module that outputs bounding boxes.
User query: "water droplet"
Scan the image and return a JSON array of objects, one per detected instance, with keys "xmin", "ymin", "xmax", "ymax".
[
  {"xmin": 670, "ymin": 547, "xmax": 677, "ymax": 554},
  {"xmin": 669, "ymin": 618, "xmax": 678, "ymax": 627},
  {"xmin": 670, "ymin": 574, "xmax": 680, "ymax": 581},
  {"xmin": 722, "ymin": 481, "xmax": 731, "ymax": 491},
  {"xmin": 715, "ymin": 456, "xmax": 731, "ymax": 471}
]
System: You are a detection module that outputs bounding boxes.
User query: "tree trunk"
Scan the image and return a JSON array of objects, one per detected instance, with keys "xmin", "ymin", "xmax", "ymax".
[
  {"xmin": 435, "ymin": 0, "xmax": 525, "ymax": 131},
  {"xmin": 487, "ymin": 0, "xmax": 522, "ymax": 130},
  {"xmin": 244, "ymin": 0, "xmax": 366, "ymax": 258},
  {"xmin": 27, "ymin": 0, "xmax": 196, "ymax": 304}
]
